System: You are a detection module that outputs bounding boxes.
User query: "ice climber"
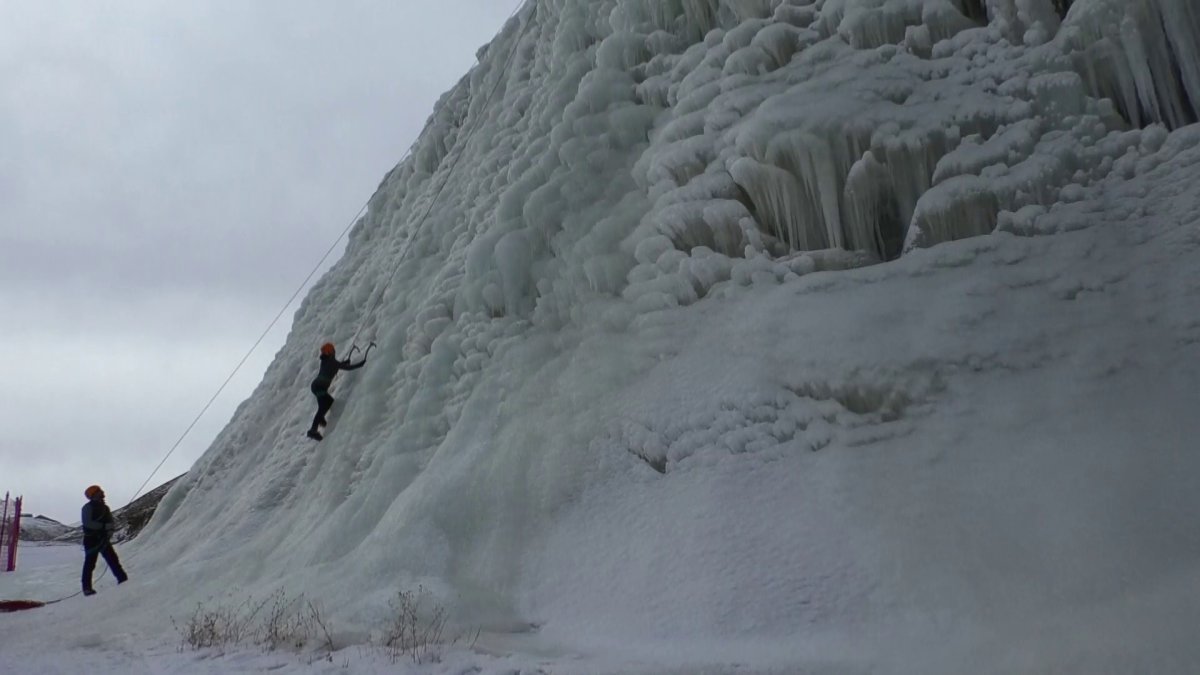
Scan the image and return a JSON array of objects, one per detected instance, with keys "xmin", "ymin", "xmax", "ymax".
[
  {"xmin": 306, "ymin": 341, "xmax": 367, "ymax": 441},
  {"xmin": 81, "ymin": 484, "xmax": 128, "ymax": 596}
]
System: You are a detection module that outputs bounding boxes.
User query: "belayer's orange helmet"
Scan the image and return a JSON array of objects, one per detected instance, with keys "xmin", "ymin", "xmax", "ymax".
[
  {"xmin": 84, "ymin": 485, "xmax": 103, "ymax": 499},
  {"xmin": 320, "ymin": 342, "xmax": 335, "ymax": 356}
]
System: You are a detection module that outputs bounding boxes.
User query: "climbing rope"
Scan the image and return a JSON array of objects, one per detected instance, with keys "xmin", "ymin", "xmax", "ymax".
[{"xmin": 130, "ymin": 199, "xmax": 372, "ymax": 504}]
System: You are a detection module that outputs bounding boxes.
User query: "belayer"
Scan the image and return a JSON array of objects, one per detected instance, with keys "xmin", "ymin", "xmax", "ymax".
[
  {"xmin": 81, "ymin": 485, "xmax": 128, "ymax": 596},
  {"xmin": 306, "ymin": 341, "xmax": 368, "ymax": 441}
]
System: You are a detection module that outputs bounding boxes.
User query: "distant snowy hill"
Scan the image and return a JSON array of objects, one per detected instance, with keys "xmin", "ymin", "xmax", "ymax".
[
  {"xmin": 7, "ymin": 1, "xmax": 1200, "ymax": 672},
  {"xmin": 15, "ymin": 515, "xmax": 72, "ymax": 542}
]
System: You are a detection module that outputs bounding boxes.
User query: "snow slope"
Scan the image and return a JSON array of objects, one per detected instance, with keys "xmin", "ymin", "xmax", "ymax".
[{"xmin": 5, "ymin": 0, "xmax": 1200, "ymax": 672}]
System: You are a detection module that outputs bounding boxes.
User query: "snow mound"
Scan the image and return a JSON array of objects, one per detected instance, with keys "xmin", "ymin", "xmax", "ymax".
[
  {"xmin": 14, "ymin": 516, "xmax": 72, "ymax": 543},
  {"xmin": 8, "ymin": 1, "xmax": 1199, "ymax": 672}
]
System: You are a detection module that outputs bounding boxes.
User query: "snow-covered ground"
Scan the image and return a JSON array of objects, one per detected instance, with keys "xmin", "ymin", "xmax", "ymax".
[
  {"xmin": 2, "ymin": 542, "xmax": 77, "ymax": 573},
  {"xmin": 0, "ymin": 542, "xmax": 542, "ymax": 674},
  {"xmin": 5, "ymin": 0, "xmax": 1200, "ymax": 672}
]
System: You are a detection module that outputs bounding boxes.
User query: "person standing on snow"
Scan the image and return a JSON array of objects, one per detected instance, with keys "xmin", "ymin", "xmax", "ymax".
[
  {"xmin": 306, "ymin": 342, "xmax": 367, "ymax": 441},
  {"xmin": 81, "ymin": 485, "xmax": 128, "ymax": 596}
]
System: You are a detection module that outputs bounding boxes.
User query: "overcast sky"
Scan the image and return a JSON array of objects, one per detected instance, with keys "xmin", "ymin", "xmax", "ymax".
[{"xmin": 1, "ymin": 1, "xmax": 522, "ymax": 524}]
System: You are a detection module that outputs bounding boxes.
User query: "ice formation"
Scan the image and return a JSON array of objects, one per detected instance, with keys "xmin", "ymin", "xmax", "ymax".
[
  {"xmin": 35, "ymin": 0, "xmax": 1196, "ymax": 670},
  {"xmin": 1061, "ymin": 0, "xmax": 1200, "ymax": 130}
]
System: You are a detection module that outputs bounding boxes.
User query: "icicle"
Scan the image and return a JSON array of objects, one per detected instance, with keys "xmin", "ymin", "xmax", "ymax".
[
  {"xmin": 905, "ymin": 175, "xmax": 1000, "ymax": 251},
  {"xmin": 1060, "ymin": 0, "xmax": 1200, "ymax": 129},
  {"xmin": 771, "ymin": 129, "xmax": 880, "ymax": 250},
  {"xmin": 653, "ymin": 199, "xmax": 749, "ymax": 256},
  {"xmin": 842, "ymin": 151, "xmax": 897, "ymax": 260},
  {"xmin": 872, "ymin": 124, "xmax": 960, "ymax": 235},
  {"xmin": 680, "ymin": 0, "xmax": 724, "ymax": 39},
  {"xmin": 729, "ymin": 157, "xmax": 828, "ymax": 251},
  {"xmin": 839, "ymin": 120, "xmax": 961, "ymax": 260}
]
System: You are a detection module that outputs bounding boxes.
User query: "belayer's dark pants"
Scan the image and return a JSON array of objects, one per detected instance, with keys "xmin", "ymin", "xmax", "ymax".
[
  {"xmin": 82, "ymin": 540, "xmax": 127, "ymax": 591},
  {"xmin": 311, "ymin": 384, "xmax": 334, "ymax": 431}
]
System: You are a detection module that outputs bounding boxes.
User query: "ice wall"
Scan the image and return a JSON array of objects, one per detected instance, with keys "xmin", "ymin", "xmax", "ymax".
[{"xmin": 131, "ymin": 0, "xmax": 1200, "ymax": 653}]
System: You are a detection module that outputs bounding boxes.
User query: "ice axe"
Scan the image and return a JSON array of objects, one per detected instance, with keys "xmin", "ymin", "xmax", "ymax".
[{"xmin": 349, "ymin": 341, "xmax": 377, "ymax": 361}]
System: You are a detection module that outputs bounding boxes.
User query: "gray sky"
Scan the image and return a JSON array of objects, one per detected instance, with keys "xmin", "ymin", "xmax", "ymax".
[{"xmin": 1, "ymin": 1, "xmax": 521, "ymax": 523}]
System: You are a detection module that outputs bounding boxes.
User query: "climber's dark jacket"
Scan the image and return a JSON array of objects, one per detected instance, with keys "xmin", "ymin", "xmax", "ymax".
[
  {"xmin": 311, "ymin": 354, "xmax": 365, "ymax": 392},
  {"xmin": 81, "ymin": 498, "xmax": 114, "ymax": 546}
]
